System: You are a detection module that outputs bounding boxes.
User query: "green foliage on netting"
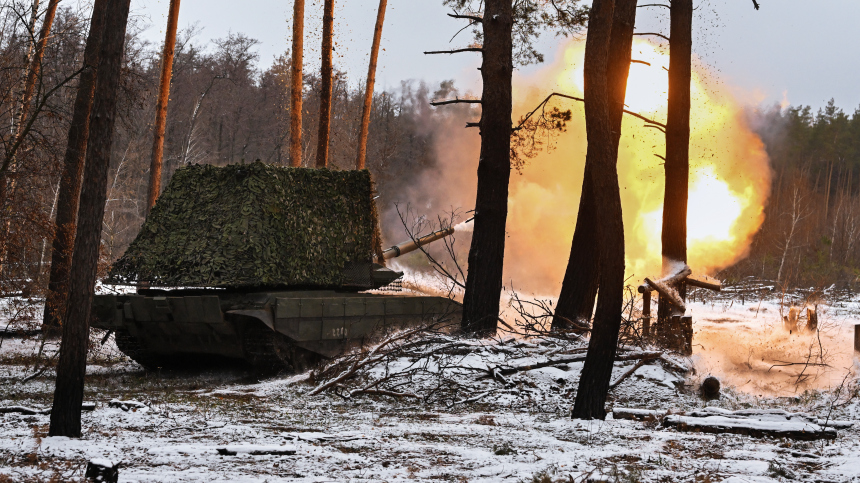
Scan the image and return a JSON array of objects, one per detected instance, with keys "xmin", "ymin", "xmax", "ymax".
[{"xmin": 108, "ymin": 162, "xmax": 383, "ymax": 288}]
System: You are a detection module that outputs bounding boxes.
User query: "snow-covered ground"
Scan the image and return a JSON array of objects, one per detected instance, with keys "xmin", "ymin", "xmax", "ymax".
[{"xmin": 1, "ymin": 288, "xmax": 859, "ymax": 482}]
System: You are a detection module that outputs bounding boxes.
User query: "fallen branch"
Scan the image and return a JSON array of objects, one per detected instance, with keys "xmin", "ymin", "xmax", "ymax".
[
  {"xmin": 0, "ymin": 402, "xmax": 96, "ymax": 415},
  {"xmin": 663, "ymin": 414, "xmax": 837, "ymax": 441},
  {"xmin": 609, "ymin": 355, "xmax": 659, "ymax": 389},
  {"xmin": 490, "ymin": 351, "xmax": 663, "ymax": 377}
]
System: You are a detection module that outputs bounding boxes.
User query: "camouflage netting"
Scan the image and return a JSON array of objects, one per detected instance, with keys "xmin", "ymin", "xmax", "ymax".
[{"xmin": 108, "ymin": 162, "xmax": 384, "ymax": 288}]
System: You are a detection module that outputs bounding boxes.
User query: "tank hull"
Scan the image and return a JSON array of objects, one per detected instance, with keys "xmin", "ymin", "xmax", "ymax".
[{"xmin": 91, "ymin": 290, "xmax": 461, "ymax": 371}]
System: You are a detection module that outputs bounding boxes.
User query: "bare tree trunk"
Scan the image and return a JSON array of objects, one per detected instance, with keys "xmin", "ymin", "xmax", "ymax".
[
  {"xmin": 0, "ymin": 0, "xmax": 58, "ymax": 262},
  {"xmin": 355, "ymin": 0, "xmax": 386, "ymax": 170},
  {"xmin": 460, "ymin": 0, "xmax": 513, "ymax": 336},
  {"xmin": 49, "ymin": 0, "xmax": 131, "ymax": 438},
  {"xmin": 315, "ymin": 0, "xmax": 334, "ymax": 168},
  {"xmin": 656, "ymin": 0, "xmax": 692, "ymax": 330},
  {"xmin": 289, "ymin": 0, "xmax": 305, "ymax": 167},
  {"xmin": 41, "ymin": 0, "xmax": 110, "ymax": 332},
  {"xmin": 14, "ymin": 0, "xmax": 59, "ymax": 138},
  {"xmin": 552, "ymin": 0, "xmax": 637, "ymax": 332},
  {"xmin": 146, "ymin": 0, "xmax": 181, "ymax": 211},
  {"xmin": 571, "ymin": 0, "xmax": 627, "ymax": 420}
]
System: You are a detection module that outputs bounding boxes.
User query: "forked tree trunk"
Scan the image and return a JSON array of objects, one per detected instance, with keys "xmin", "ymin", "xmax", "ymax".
[
  {"xmin": 146, "ymin": 0, "xmax": 181, "ymax": 211},
  {"xmin": 49, "ymin": 0, "xmax": 131, "ymax": 438},
  {"xmin": 571, "ymin": 0, "xmax": 628, "ymax": 420},
  {"xmin": 656, "ymin": 0, "xmax": 692, "ymax": 331},
  {"xmin": 552, "ymin": 0, "xmax": 637, "ymax": 332},
  {"xmin": 315, "ymin": 0, "xmax": 334, "ymax": 168},
  {"xmin": 41, "ymin": 0, "xmax": 110, "ymax": 332},
  {"xmin": 289, "ymin": 0, "xmax": 305, "ymax": 167},
  {"xmin": 355, "ymin": 0, "xmax": 387, "ymax": 170},
  {"xmin": 460, "ymin": 0, "xmax": 513, "ymax": 336}
]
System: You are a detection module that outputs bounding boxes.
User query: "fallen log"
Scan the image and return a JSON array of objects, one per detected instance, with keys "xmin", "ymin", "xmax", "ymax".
[
  {"xmin": 0, "ymin": 402, "xmax": 95, "ymax": 415},
  {"xmin": 663, "ymin": 414, "xmax": 837, "ymax": 441},
  {"xmin": 611, "ymin": 408, "xmax": 663, "ymax": 421},
  {"xmin": 216, "ymin": 445, "xmax": 297, "ymax": 456}
]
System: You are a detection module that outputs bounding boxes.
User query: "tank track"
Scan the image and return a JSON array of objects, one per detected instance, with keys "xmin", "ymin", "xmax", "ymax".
[
  {"xmin": 241, "ymin": 321, "xmax": 320, "ymax": 373},
  {"xmin": 114, "ymin": 330, "xmax": 170, "ymax": 369}
]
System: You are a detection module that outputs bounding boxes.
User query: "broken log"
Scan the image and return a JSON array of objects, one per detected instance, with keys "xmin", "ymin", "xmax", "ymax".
[
  {"xmin": 642, "ymin": 290, "xmax": 651, "ymax": 338},
  {"xmin": 638, "ymin": 265, "xmax": 692, "ymax": 293},
  {"xmin": 643, "ymin": 277, "xmax": 685, "ymax": 312},
  {"xmin": 686, "ymin": 274, "xmax": 721, "ymax": 292},
  {"xmin": 663, "ymin": 414, "xmax": 837, "ymax": 441}
]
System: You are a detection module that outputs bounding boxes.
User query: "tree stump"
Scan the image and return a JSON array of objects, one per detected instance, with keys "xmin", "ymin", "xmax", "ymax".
[
  {"xmin": 700, "ymin": 376, "xmax": 720, "ymax": 400},
  {"xmin": 806, "ymin": 306, "xmax": 818, "ymax": 333},
  {"xmin": 85, "ymin": 459, "xmax": 118, "ymax": 483}
]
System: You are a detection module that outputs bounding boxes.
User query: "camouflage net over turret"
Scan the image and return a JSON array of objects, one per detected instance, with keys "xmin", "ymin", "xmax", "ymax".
[{"xmin": 108, "ymin": 162, "xmax": 384, "ymax": 288}]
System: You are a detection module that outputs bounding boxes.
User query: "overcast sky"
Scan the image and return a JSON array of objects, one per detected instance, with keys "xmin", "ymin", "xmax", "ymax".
[{"xmin": 132, "ymin": 0, "xmax": 860, "ymax": 111}]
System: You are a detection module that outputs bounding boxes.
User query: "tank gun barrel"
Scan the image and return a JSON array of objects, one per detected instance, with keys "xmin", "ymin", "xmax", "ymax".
[{"xmin": 382, "ymin": 226, "xmax": 456, "ymax": 260}]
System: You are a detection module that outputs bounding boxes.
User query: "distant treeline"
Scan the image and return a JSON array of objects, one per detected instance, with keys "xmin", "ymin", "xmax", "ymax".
[
  {"xmin": 0, "ymin": 5, "xmax": 471, "ymax": 297},
  {"xmin": 727, "ymin": 101, "xmax": 860, "ymax": 288}
]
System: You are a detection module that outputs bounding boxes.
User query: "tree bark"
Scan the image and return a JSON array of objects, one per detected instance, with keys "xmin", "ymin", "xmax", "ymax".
[
  {"xmin": 41, "ymin": 0, "xmax": 110, "ymax": 332},
  {"xmin": 656, "ymin": 0, "xmax": 692, "ymax": 332},
  {"xmin": 14, "ymin": 0, "xmax": 59, "ymax": 139},
  {"xmin": 0, "ymin": 0, "xmax": 58, "ymax": 258},
  {"xmin": 49, "ymin": 0, "xmax": 131, "ymax": 438},
  {"xmin": 552, "ymin": 0, "xmax": 637, "ymax": 332},
  {"xmin": 315, "ymin": 0, "xmax": 334, "ymax": 168},
  {"xmin": 460, "ymin": 0, "xmax": 513, "ymax": 337},
  {"xmin": 146, "ymin": 0, "xmax": 181, "ymax": 211},
  {"xmin": 571, "ymin": 0, "xmax": 628, "ymax": 420},
  {"xmin": 355, "ymin": 0, "xmax": 387, "ymax": 170},
  {"xmin": 289, "ymin": 0, "xmax": 305, "ymax": 167}
]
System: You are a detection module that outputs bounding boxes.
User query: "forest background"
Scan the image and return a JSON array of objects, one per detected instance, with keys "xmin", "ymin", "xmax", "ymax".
[{"xmin": 1, "ymin": 3, "xmax": 858, "ymax": 306}]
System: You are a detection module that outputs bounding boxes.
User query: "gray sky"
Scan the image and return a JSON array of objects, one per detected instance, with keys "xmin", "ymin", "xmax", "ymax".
[{"xmin": 132, "ymin": 0, "xmax": 860, "ymax": 111}]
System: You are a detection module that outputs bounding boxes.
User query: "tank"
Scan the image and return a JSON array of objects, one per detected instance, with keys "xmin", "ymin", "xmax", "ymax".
[{"xmin": 90, "ymin": 162, "xmax": 462, "ymax": 372}]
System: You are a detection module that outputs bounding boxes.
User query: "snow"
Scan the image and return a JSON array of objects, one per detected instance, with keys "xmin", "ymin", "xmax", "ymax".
[{"xmin": 1, "ymin": 290, "xmax": 859, "ymax": 481}]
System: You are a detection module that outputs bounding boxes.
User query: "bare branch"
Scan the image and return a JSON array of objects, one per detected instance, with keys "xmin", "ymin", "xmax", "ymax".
[
  {"xmin": 633, "ymin": 32, "xmax": 670, "ymax": 42},
  {"xmin": 424, "ymin": 47, "xmax": 483, "ymax": 55},
  {"xmin": 447, "ymin": 12, "xmax": 483, "ymax": 22},
  {"xmin": 638, "ymin": 3, "xmax": 670, "ymax": 8},
  {"xmin": 631, "ymin": 59, "xmax": 651, "ymax": 66},
  {"xmin": 430, "ymin": 97, "xmax": 482, "ymax": 107}
]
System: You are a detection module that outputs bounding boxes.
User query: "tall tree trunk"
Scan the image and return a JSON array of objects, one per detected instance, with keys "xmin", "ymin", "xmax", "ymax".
[
  {"xmin": 49, "ymin": 0, "xmax": 131, "ymax": 438},
  {"xmin": 147, "ymin": 0, "xmax": 181, "ymax": 211},
  {"xmin": 460, "ymin": 0, "xmax": 513, "ymax": 336},
  {"xmin": 41, "ymin": 0, "xmax": 110, "ymax": 332},
  {"xmin": 355, "ymin": 0, "xmax": 386, "ymax": 170},
  {"xmin": 14, "ymin": 0, "xmax": 59, "ymax": 138},
  {"xmin": 571, "ymin": 0, "xmax": 628, "ymax": 420},
  {"xmin": 0, "ymin": 0, "xmax": 57, "ymax": 265},
  {"xmin": 552, "ymin": 0, "xmax": 636, "ymax": 332},
  {"xmin": 315, "ymin": 0, "xmax": 334, "ymax": 168},
  {"xmin": 289, "ymin": 0, "xmax": 305, "ymax": 167},
  {"xmin": 656, "ymin": 0, "xmax": 692, "ymax": 328}
]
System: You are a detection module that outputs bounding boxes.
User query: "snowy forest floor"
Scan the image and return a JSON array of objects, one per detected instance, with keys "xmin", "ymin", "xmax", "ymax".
[{"xmin": 1, "ymin": 288, "xmax": 860, "ymax": 482}]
